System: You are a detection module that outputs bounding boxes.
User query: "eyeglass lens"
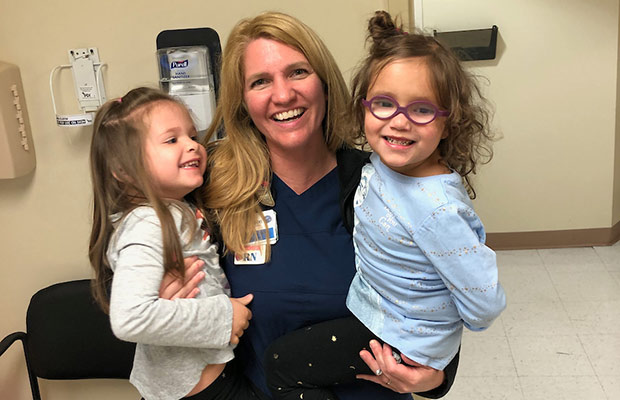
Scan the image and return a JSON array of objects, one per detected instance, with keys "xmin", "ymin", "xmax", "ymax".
[{"xmin": 369, "ymin": 97, "xmax": 438, "ymax": 124}]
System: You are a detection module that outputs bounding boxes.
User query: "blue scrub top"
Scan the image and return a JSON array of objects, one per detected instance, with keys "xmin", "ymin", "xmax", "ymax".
[{"xmin": 223, "ymin": 168, "xmax": 410, "ymax": 400}]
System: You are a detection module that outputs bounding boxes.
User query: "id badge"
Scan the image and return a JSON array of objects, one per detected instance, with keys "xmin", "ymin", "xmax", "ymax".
[
  {"xmin": 234, "ymin": 210, "xmax": 278, "ymax": 265},
  {"xmin": 234, "ymin": 244, "xmax": 267, "ymax": 265}
]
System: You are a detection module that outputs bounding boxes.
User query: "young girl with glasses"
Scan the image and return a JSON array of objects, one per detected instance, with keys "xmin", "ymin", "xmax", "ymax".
[
  {"xmin": 88, "ymin": 87, "xmax": 266, "ymax": 400},
  {"xmin": 264, "ymin": 11, "xmax": 506, "ymax": 400}
]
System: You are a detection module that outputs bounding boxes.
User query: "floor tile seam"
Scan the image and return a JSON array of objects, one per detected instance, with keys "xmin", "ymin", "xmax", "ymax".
[
  {"xmin": 576, "ymin": 332, "xmax": 620, "ymax": 338},
  {"xmin": 503, "ymin": 300, "xmax": 564, "ymax": 305},
  {"xmin": 456, "ymin": 372, "xmax": 520, "ymax": 378},
  {"xmin": 506, "ymin": 334, "xmax": 598, "ymax": 376},
  {"xmin": 592, "ymin": 244, "xmax": 615, "ymax": 266},
  {"xmin": 582, "ymin": 373, "xmax": 609, "ymax": 400},
  {"xmin": 504, "ymin": 333, "xmax": 583, "ymax": 339},
  {"xmin": 548, "ymin": 269, "xmax": 620, "ymax": 303},
  {"xmin": 514, "ymin": 375, "xmax": 527, "ymax": 399},
  {"xmin": 450, "ymin": 374, "xmax": 526, "ymax": 397},
  {"xmin": 536, "ymin": 249, "xmax": 564, "ymax": 301},
  {"xmin": 558, "ymin": 292, "xmax": 581, "ymax": 335},
  {"xmin": 537, "ymin": 248, "xmax": 609, "ymax": 273},
  {"xmin": 503, "ymin": 327, "xmax": 523, "ymax": 399},
  {"xmin": 545, "ymin": 266, "xmax": 610, "ymax": 275},
  {"xmin": 516, "ymin": 373, "xmax": 601, "ymax": 377},
  {"xmin": 538, "ymin": 246, "xmax": 601, "ymax": 262},
  {"xmin": 575, "ymin": 331, "xmax": 607, "ymax": 389}
]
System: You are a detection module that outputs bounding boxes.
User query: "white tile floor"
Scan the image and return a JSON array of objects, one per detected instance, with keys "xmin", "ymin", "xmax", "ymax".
[{"xmin": 414, "ymin": 243, "xmax": 620, "ymax": 400}]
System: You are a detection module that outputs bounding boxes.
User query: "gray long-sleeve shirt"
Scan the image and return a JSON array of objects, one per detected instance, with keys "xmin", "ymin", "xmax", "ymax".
[{"xmin": 107, "ymin": 204, "xmax": 234, "ymax": 400}]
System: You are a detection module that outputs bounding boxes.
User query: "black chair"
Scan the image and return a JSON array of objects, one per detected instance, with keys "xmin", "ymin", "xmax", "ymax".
[{"xmin": 0, "ymin": 279, "xmax": 135, "ymax": 399}]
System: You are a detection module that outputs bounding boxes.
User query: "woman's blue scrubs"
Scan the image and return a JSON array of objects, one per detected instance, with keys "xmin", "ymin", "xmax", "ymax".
[{"xmin": 222, "ymin": 168, "xmax": 411, "ymax": 400}]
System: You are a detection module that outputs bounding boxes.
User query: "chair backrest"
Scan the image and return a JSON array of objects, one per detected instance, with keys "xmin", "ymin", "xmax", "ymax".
[{"xmin": 26, "ymin": 279, "xmax": 135, "ymax": 380}]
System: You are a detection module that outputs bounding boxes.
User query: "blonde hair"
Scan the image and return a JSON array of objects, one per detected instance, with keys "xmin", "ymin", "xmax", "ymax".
[
  {"xmin": 203, "ymin": 11, "xmax": 355, "ymax": 255},
  {"xmin": 89, "ymin": 87, "xmax": 198, "ymax": 312},
  {"xmin": 351, "ymin": 11, "xmax": 495, "ymax": 198}
]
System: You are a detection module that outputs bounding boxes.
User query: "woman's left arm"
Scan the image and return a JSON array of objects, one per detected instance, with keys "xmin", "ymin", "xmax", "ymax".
[{"xmin": 357, "ymin": 340, "xmax": 457, "ymax": 397}]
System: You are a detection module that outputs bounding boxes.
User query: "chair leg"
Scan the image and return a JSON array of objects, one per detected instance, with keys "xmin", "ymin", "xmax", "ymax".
[
  {"xmin": 21, "ymin": 335, "xmax": 41, "ymax": 400},
  {"xmin": 0, "ymin": 332, "xmax": 41, "ymax": 400}
]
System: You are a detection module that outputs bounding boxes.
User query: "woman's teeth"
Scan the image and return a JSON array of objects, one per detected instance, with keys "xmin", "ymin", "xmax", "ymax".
[
  {"xmin": 385, "ymin": 137, "xmax": 414, "ymax": 146},
  {"xmin": 273, "ymin": 108, "xmax": 304, "ymax": 121}
]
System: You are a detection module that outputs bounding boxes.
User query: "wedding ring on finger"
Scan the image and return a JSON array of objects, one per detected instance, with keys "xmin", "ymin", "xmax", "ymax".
[{"xmin": 375, "ymin": 368, "xmax": 383, "ymax": 376}]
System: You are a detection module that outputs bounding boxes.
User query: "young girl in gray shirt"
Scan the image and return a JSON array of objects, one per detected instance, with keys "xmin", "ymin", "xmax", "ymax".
[{"xmin": 88, "ymin": 87, "xmax": 264, "ymax": 400}]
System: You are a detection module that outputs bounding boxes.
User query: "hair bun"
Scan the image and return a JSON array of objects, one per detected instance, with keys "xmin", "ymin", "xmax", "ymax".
[{"xmin": 367, "ymin": 10, "xmax": 402, "ymax": 44}]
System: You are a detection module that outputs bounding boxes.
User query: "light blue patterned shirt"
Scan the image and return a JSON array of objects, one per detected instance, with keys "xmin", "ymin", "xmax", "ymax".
[{"xmin": 347, "ymin": 153, "xmax": 506, "ymax": 370}]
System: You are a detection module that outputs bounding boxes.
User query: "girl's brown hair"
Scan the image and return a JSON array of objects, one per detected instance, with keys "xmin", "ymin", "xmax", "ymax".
[
  {"xmin": 351, "ymin": 10, "xmax": 495, "ymax": 198},
  {"xmin": 89, "ymin": 87, "xmax": 196, "ymax": 312},
  {"xmin": 203, "ymin": 11, "xmax": 356, "ymax": 256}
]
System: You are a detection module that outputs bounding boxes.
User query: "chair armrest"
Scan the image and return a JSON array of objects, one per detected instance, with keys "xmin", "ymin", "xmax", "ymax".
[{"xmin": 0, "ymin": 331, "xmax": 27, "ymax": 357}]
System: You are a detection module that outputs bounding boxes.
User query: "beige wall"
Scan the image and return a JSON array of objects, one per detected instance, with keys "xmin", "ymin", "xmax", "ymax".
[
  {"xmin": 614, "ymin": 7, "xmax": 620, "ymax": 224},
  {"xmin": 2, "ymin": 0, "xmax": 620, "ymax": 399},
  {"xmin": 421, "ymin": 0, "xmax": 620, "ymax": 232}
]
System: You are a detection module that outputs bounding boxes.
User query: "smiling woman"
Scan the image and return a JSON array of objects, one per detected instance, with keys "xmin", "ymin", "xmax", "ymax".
[
  {"xmin": 175, "ymin": 11, "xmax": 461, "ymax": 400},
  {"xmin": 242, "ymin": 38, "xmax": 328, "ymax": 176}
]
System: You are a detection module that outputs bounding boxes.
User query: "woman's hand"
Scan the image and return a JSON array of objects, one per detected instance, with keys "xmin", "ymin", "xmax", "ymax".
[
  {"xmin": 356, "ymin": 340, "xmax": 444, "ymax": 394},
  {"xmin": 159, "ymin": 256, "xmax": 206, "ymax": 300}
]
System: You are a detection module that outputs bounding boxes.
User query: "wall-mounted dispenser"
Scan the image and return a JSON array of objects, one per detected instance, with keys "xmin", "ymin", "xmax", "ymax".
[
  {"xmin": 434, "ymin": 26, "xmax": 498, "ymax": 61},
  {"xmin": 0, "ymin": 61, "xmax": 35, "ymax": 179},
  {"xmin": 156, "ymin": 28, "xmax": 222, "ymax": 141},
  {"xmin": 49, "ymin": 47, "xmax": 107, "ymax": 127}
]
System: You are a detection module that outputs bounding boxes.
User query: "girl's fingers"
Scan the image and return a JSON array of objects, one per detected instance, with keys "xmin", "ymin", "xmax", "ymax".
[
  {"xmin": 185, "ymin": 287, "xmax": 201, "ymax": 300},
  {"xmin": 170, "ymin": 270, "xmax": 205, "ymax": 300},
  {"xmin": 184, "ymin": 257, "xmax": 204, "ymax": 280},
  {"xmin": 160, "ymin": 257, "xmax": 205, "ymax": 300},
  {"xmin": 159, "ymin": 276, "xmax": 183, "ymax": 299}
]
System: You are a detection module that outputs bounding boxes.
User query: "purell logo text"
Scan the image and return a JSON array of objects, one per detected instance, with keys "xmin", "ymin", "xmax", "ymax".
[{"xmin": 170, "ymin": 60, "xmax": 189, "ymax": 69}]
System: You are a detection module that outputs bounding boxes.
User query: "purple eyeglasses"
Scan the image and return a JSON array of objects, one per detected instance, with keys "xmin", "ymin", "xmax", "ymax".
[{"xmin": 362, "ymin": 95, "xmax": 449, "ymax": 125}]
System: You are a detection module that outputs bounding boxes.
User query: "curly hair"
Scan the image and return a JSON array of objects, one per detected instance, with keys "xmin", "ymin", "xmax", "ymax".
[{"xmin": 351, "ymin": 10, "xmax": 495, "ymax": 198}]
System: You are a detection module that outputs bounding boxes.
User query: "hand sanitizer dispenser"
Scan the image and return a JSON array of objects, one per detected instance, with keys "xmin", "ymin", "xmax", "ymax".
[{"xmin": 157, "ymin": 46, "xmax": 216, "ymax": 140}]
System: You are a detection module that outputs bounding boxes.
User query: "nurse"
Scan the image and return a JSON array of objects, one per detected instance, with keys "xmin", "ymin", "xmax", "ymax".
[{"xmin": 164, "ymin": 11, "xmax": 459, "ymax": 400}]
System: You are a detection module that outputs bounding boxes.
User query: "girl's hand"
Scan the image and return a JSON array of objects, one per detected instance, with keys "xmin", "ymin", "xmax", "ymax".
[
  {"xmin": 356, "ymin": 340, "xmax": 444, "ymax": 394},
  {"xmin": 159, "ymin": 256, "xmax": 206, "ymax": 300},
  {"xmin": 230, "ymin": 294, "xmax": 253, "ymax": 345}
]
